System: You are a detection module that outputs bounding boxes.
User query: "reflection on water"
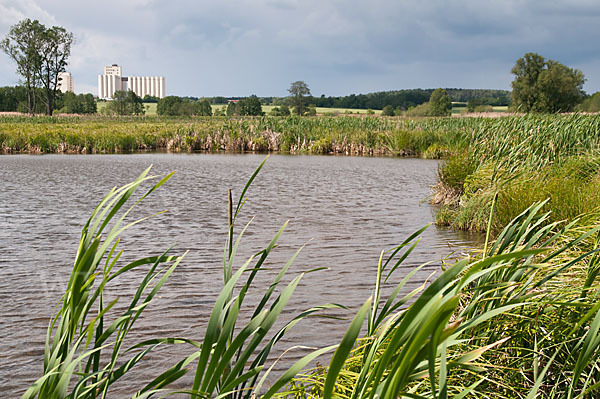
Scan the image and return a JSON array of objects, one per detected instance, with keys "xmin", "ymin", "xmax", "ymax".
[{"xmin": 0, "ymin": 153, "xmax": 481, "ymax": 397}]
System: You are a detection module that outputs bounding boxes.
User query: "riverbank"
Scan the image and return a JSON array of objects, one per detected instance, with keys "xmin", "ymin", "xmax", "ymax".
[
  {"xmin": 432, "ymin": 113, "xmax": 600, "ymax": 233},
  {"xmin": 3, "ymin": 113, "xmax": 599, "ymax": 234},
  {"xmin": 0, "ymin": 114, "xmax": 476, "ymax": 156}
]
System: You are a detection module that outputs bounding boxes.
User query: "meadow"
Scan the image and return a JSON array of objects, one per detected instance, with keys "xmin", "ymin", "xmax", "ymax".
[
  {"xmin": 6, "ymin": 112, "xmax": 600, "ymax": 397},
  {"xmin": 96, "ymin": 101, "xmax": 496, "ymax": 117},
  {"xmin": 97, "ymin": 102, "xmax": 386, "ymax": 116}
]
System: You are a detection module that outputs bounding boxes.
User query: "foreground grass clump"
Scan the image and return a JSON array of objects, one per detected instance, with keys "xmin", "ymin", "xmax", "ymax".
[
  {"xmin": 284, "ymin": 203, "xmax": 600, "ymax": 398},
  {"xmin": 23, "ymin": 158, "xmax": 600, "ymax": 398}
]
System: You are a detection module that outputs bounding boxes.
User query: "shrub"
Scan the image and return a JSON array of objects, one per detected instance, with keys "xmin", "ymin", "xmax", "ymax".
[
  {"xmin": 382, "ymin": 105, "xmax": 395, "ymax": 116},
  {"xmin": 311, "ymin": 137, "xmax": 332, "ymax": 154},
  {"xmin": 438, "ymin": 151, "xmax": 478, "ymax": 195},
  {"xmin": 404, "ymin": 102, "xmax": 431, "ymax": 117}
]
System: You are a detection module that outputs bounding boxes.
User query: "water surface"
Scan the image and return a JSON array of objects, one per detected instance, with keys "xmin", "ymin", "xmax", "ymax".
[{"xmin": 0, "ymin": 153, "xmax": 479, "ymax": 397}]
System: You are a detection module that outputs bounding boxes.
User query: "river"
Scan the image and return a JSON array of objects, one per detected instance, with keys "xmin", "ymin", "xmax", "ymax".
[{"xmin": 0, "ymin": 153, "xmax": 479, "ymax": 397}]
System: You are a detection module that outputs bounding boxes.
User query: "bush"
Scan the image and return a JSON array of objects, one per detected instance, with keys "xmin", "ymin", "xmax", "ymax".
[
  {"xmin": 270, "ymin": 105, "xmax": 291, "ymax": 116},
  {"xmin": 404, "ymin": 102, "xmax": 431, "ymax": 117},
  {"xmin": 474, "ymin": 105, "xmax": 494, "ymax": 113},
  {"xmin": 382, "ymin": 105, "xmax": 395, "ymax": 116},
  {"xmin": 438, "ymin": 151, "xmax": 478, "ymax": 195}
]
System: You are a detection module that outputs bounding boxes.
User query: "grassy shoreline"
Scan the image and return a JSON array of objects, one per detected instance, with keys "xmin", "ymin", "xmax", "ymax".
[
  {"xmin": 3, "ymin": 112, "xmax": 599, "ymax": 234},
  {"xmin": 0, "ymin": 113, "xmax": 502, "ymax": 156},
  {"xmin": 433, "ymin": 113, "xmax": 600, "ymax": 233},
  {"xmin": 0, "ymin": 114, "xmax": 454, "ymax": 156},
  {"xmin": 3, "ymin": 113, "xmax": 599, "ymax": 234}
]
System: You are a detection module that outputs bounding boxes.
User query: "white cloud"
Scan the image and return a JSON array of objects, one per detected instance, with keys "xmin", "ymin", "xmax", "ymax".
[
  {"xmin": 1, "ymin": 0, "xmax": 599, "ymax": 95},
  {"xmin": 0, "ymin": 0, "xmax": 56, "ymax": 27}
]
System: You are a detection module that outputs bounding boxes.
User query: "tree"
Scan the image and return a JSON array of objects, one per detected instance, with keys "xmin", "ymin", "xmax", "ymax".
[
  {"xmin": 428, "ymin": 88, "xmax": 452, "ymax": 116},
  {"xmin": 511, "ymin": 53, "xmax": 585, "ymax": 113},
  {"xmin": 578, "ymin": 92, "xmax": 600, "ymax": 113},
  {"xmin": 37, "ymin": 25, "xmax": 73, "ymax": 115},
  {"xmin": 195, "ymin": 99, "xmax": 213, "ymax": 116},
  {"xmin": 1, "ymin": 19, "xmax": 73, "ymax": 115},
  {"xmin": 288, "ymin": 81, "xmax": 311, "ymax": 115},
  {"xmin": 142, "ymin": 95, "xmax": 159, "ymax": 103},
  {"xmin": 226, "ymin": 101, "xmax": 238, "ymax": 116},
  {"xmin": 1, "ymin": 19, "xmax": 44, "ymax": 114},
  {"xmin": 157, "ymin": 96, "xmax": 181, "ymax": 116},
  {"xmin": 382, "ymin": 105, "xmax": 395, "ymax": 116},
  {"xmin": 239, "ymin": 95, "xmax": 263, "ymax": 116},
  {"xmin": 82, "ymin": 93, "xmax": 97, "ymax": 114},
  {"xmin": 226, "ymin": 97, "xmax": 263, "ymax": 116},
  {"xmin": 104, "ymin": 90, "xmax": 144, "ymax": 116},
  {"xmin": 156, "ymin": 96, "xmax": 212, "ymax": 116},
  {"xmin": 57, "ymin": 92, "xmax": 97, "ymax": 114}
]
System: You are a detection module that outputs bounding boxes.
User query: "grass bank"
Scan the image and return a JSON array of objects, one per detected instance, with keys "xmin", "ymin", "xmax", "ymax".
[
  {"xmin": 433, "ymin": 113, "xmax": 600, "ymax": 233},
  {"xmin": 0, "ymin": 114, "xmax": 462, "ymax": 156}
]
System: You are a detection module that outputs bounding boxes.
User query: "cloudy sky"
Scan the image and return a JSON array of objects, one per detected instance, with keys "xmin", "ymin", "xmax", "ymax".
[{"xmin": 1, "ymin": 0, "xmax": 599, "ymax": 97}]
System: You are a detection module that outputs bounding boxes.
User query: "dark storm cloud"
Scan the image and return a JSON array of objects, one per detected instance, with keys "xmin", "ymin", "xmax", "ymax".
[{"xmin": 0, "ymin": 0, "xmax": 599, "ymax": 96}]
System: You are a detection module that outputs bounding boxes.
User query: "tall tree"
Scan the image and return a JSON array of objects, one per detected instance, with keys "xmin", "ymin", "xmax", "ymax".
[
  {"xmin": 288, "ymin": 81, "xmax": 311, "ymax": 115},
  {"xmin": 105, "ymin": 90, "xmax": 144, "ymax": 115},
  {"xmin": 428, "ymin": 88, "xmax": 452, "ymax": 116},
  {"xmin": 1, "ymin": 19, "xmax": 73, "ymax": 115},
  {"xmin": 511, "ymin": 53, "xmax": 585, "ymax": 113},
  {"xmin": 239, "ymin": 95, "xmax": 263, "ymax": 116},
  {"xmin": 1, "ymin": 19, "xmax": 44, "ymax": 114},
  {"xmin": 37, "ymin": 25, "xmax": 73, "ymax": 115}
]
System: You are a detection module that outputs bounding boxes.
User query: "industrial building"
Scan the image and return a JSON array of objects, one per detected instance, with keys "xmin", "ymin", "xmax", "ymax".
[
  {"xmin": 98, "ymin": 64, "xmax": 165, "ymax": 99},
  {"xmin": 57, "ymin": 72, "xmax": 74, "ymax": 93}
]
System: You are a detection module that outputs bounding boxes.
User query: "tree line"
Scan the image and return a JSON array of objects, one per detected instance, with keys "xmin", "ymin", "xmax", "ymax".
[
  {"xmin": 0, "ymin": 85, "xmax": 96, "ymax": 114},
  {"xmin": 198, "ymin": 89, "xmax": 511, "ymax": 112}
]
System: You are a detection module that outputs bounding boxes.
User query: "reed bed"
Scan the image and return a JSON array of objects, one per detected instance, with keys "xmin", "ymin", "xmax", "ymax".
[
  {"xmin": 0, "ymin": 114, "xmax": 462, "ymax": 156},
  {"xmin": 434, "ymin": 113, "xmax": 600, "ymax": 232}
]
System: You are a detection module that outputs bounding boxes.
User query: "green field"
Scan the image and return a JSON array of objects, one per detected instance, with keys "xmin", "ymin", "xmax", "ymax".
[
  {"xmin": 98, "ymin": 102, "xmax": 381, "ymax": 116},
  {"xmin": 96, "ymin": 101, "xmax": 158, "ymax": 115},
  {"xmin": 212, "ymin": 104, "xmax": 382, "ymax": 115},
  {"xmin": 451, "ymin": 102, "xmax": 509, "ymax": 114}
]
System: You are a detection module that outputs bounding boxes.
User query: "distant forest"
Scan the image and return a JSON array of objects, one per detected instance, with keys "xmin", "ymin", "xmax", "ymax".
[
  {"xmin": 207, "ymin": 89, "xmax": 512, "ymax": 110},
  {"xmin": 0, "ymin": 86, "xmax": 511, "ymax": 113}
]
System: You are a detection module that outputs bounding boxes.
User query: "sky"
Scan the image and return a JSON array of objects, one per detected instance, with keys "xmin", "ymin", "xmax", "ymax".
[{"xmin": 1, "ymin": 0, "xmax": 599, "ymax": 97}]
